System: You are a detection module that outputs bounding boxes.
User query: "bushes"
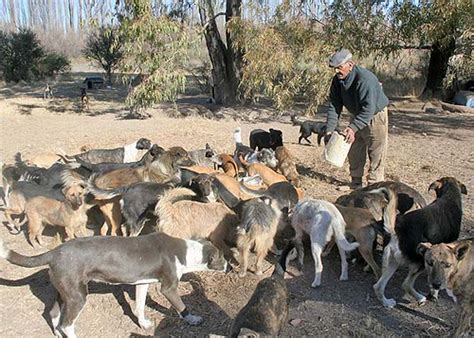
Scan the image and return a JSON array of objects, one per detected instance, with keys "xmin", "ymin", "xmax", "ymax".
[{"xmin": 0, "ymin": 28, "xmax": 70, "ymax": 82}]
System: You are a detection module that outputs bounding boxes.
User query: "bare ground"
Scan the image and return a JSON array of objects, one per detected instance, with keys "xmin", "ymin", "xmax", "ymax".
[{"xmin": 0, "ymin": 78, "xmax": 473, "ymax": 337}]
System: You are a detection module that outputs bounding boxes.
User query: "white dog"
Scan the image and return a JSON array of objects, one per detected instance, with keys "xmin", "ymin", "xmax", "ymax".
[{"xmin": 290, "ymin": 199, "xmax": 359, "ymax": 287}]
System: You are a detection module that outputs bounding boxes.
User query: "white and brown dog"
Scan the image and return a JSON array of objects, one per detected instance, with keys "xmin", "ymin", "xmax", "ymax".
[{"xmin": 0, "ymin": 233, "xmax": 227, "ymax": 337}]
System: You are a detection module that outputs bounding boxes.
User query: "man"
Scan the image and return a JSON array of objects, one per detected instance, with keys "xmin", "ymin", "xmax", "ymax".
[{"xmin": 325, "ymin": 49, "xmax": 389, "ymax": 189}]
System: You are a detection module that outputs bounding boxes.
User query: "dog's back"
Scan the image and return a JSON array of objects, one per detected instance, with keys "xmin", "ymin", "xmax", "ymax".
[
  {"xmin": 275, "ymin": 146, "xmax": 300, "ymax": 187},
  {"xmin": 395, "ymin": 177, "xmax": 466, "ymax": 264},
  {"xmin": 230, "ymin": 244, "xmax": 291, "ymax": 337}
]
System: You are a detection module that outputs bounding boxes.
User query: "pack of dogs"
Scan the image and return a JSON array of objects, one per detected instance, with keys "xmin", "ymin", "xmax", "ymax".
[{"xmin": 0, "ymin": 124, "xmax": 471, "ymax": 337}]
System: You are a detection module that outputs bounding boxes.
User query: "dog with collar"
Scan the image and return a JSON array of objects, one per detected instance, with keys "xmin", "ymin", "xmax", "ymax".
[
  {"xmin": 60, "ymin": 138, "xmax": 152, "ymax": 164},
  {"xmin": 0, "ymin": 233, "xmax": 227, "ymax": 337}
]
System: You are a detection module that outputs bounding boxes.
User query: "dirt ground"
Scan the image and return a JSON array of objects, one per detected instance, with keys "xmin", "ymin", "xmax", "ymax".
[{"xmin": 0, "ymin": 74, "xmax": 473, "ymax": 337}]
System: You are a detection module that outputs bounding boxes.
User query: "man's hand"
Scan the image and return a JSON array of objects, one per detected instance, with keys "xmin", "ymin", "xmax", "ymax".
[{"xmin": 343, "ymin": 127, "xmax": 356, "ymax": 144}]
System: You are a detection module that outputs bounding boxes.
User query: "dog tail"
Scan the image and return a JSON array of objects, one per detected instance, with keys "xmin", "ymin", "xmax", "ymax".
[
  {"xmin": 329, "ymin": 204, "xmax": 360, "ymax": 252},
  {"xmin": 366, "ymin": 187, "xmax": 398, "ymax": 234},
  {"xmin": 0, "ymin": 239, "xmax": 53, "ymax": 268},
  {"xmin": 87, "ymin": 177, "xmax": 127, "ymax": 200},
  {"xmin": 233, "ymin": 127, "xmax": 243, "ymax": 145},
  {"xmin": 55, "ymin": 148, "xmax": 76, "ymax": 163}
]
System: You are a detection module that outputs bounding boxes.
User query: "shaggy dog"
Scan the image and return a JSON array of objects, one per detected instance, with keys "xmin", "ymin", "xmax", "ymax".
[
  {"xmin": 373, "ymin": 177, "xmax": 467, "ymax": 308},
  {"xmin": 235, "ymin": 196, "xmax": 282, "ymax": 277}
]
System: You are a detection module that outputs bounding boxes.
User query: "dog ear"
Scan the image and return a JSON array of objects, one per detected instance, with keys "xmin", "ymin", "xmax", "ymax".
[
  {"xmin": 454, "ymin": 240, "xmax": 471, "ymax": 261},
  {"xmin": 428, "ymin": 180, "xmax": 442, "ymax": 193},
  {"xmin": 205, "ymin": 143, "xmax": 211, "ymax": 149},
  {"xmin": 459, "ymin": 182, "xmax": 467, "ymax": 195},
  {"xmin": 417, "ymin": 242, "xmax": 432, "ymax": 256}
]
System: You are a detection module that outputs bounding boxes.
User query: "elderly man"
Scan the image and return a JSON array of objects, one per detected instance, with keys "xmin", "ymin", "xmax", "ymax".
[{"xmin": 325, "ymin": 49, "xmax": 389, "ymax": 189}]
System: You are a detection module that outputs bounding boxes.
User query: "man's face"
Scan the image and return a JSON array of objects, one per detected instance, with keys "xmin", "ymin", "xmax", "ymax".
[{"xmin": 335, "ymin": 62, "xmax": 353, "ymax": 80}]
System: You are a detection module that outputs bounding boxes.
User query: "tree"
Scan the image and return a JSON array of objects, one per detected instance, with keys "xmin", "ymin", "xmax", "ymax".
[
  {"xmin": 0, "ymin": 28, "xmax": 44, "ymax": 82},
  {"xmin": 83, "ymin": 25, "xmax": 124, "ymax": 85},
  {"xmin": 198, "ymin": 0, "xmax": 244, "ymax": 105},
  {"xmin": 116, "ymin": 0, "xmax": 191, "ymax": 117},
  {"xmin": 323, "ymin": 0, "xmax": 473, "ymax": 98}
]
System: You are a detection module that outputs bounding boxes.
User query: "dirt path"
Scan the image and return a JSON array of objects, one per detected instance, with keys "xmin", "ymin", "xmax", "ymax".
[{"xmin": 0, "ymin": 83, "xmax": 473, "ymax": 337}]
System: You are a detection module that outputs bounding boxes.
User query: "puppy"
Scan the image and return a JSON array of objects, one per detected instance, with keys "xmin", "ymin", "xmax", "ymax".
[
  {"xmin": 235, "ymin": 196, "xmax": 282, "ymax": 277},
  {"xmin": 290, "ymin": 115, "xmax": 326, "ymax": 145},
  {"xmin": 418, "ymin": 239, "xmax": 473, "ymax": 337},
  {"xmin": 229, "ymin": 244, "xmax": 293, "ymax": 337},
  {"xmin": 373, "ymin": 177, "xmax": 467, "ymax": 308},
  {"xmin": 0, "ymin": 233, "xmax": 227, "ymax": 337},
  {"xmin": 249, "ymin": 128, "xmax": 283, "ymax": 151},
  {"xmin": 275, "ymin": 146, "xmax": 300, "ymax": 187},
  {"xmin": 233, "ymin": 128, "xmax": 278, "ymax": 170},
  {"xmin": 290, "ymin": 199, "xmax": 359, "ymax": 287}
]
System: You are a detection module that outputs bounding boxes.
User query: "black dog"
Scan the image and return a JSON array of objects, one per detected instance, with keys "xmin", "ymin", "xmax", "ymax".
[
  {"xmin": 249, "ymin": 128, "xmax": 283, "ymax": 151},
  {"xmin": 291, "ymin": 115, "xmax": 327, "ymax": 145}
]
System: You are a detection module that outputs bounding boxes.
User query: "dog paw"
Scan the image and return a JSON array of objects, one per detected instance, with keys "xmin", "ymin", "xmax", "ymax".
[
  {"xmin": 238, "ymin": 271, "xmax": 247, "ymax": 278},
  {"xmin": 417, "ymin": 296, "xmax": 427, "ymax": 306},
  {"xmin": 254, "ymin": 270, "xmax": 263, "ymax": 276},
  {"xmin": 54, "ymin": 329, "xmax": 62, "ymax": 338},
  {"xmin": 311, "ymin": 281, "xmax": 321, "ymax": 288},
  {"xmin": 184, "ymin": 314, "xmax": 203, "ymax": 326},
  {"xmin": 139, "ymin": 318, "xmax": 153, "ymax": 330},
  {"xmin": 383, "ymin": 298, "xmax": 397, "ymax": 308},
  {"xmin": 339, "ymin": 274, "xmax": 348, "ymax": 281}
]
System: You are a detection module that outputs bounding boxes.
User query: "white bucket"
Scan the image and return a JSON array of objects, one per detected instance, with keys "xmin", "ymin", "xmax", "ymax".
[{"xmin": 323, "ymin": 132, "xmax": 351, "ymax": 167}]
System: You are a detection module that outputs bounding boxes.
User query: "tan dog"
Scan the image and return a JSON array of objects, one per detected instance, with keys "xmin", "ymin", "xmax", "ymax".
[
  {"xmin": 418, "ymin": 239, "xmax": 473, "ymax": 337},
  {"xmin": 21, "ymin": 182, "xmax": 95, "ymax": 247},
  {"xmin": 275, "ymin": 146, "xmax": 300, "ymax": 187},
  {"xmin": 217, "ymin": 153, "xmax": 238, "ymax": 177},
  {"xmin": 239, "ymin": 155, "xmax": 288, "ymax": 186},
  {"xmin": 155, "ymin": 187, "xmax": 239, "ymax": 258}
]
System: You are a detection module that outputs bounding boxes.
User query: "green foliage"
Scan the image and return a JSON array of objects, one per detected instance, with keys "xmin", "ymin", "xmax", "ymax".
[
  {"xmin": 117, "ymin": 0, "xmax": 192, "ymax": 114},
  {"xmin": 83, "ymin": 25, "xmax": 124, "ymax": 84},
  {"xmin": 37, "ymin": 52, "xmax": 71, "ymax": 77},
  {"xmin": 230, "ymin": 14, "xmax": 334, "ymax": 114},
  {"xmin": 0, "ymin": 28, "xmax": 70, "ymax": 82}
]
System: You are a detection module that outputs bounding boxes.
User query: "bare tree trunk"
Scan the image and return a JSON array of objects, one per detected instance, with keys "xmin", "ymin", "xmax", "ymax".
[
  {"xmin": 422, "ymin": 38, "xmax": 456, "ymax": 99},
  {"xmin": 199, "ymin": 0, "xmax": 242, "ymax": 105}
]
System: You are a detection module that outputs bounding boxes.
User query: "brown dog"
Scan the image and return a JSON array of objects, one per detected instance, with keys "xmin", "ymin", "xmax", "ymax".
[
  {"xmin": 217, "ymin": 153, "xmax": 238, "ymax": 178},
  {"xmin": 21, "ymin": 182, "xmax": 95, "ymax": 247},
  {"xmin": 418, "ymin": 239, "xmax": 473, "ymax": 337},
  {"xmin": 275, "ymin": 146, "xmax": 300, "ymax": 187},
  {"xmin": 90, "ymin": 147, "xmax": 193, "ymax": 236},
  {"xmin": 239, "ymin": 155, "xmax": 288, "ymax": 187}
]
